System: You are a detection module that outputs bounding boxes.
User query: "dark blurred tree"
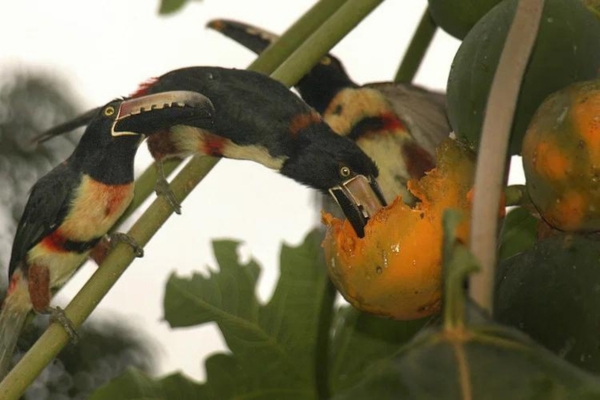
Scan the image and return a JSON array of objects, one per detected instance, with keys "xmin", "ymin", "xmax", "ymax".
[
  {"xmin": 0, "ymin": 71, "xmax": 81, "ymax": 281},
  {"xmin": 0, "ymin": 71, "xmax": 156, "ymax": 399}
]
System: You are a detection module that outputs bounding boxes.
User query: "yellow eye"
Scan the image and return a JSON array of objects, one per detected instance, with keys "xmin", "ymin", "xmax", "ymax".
[
  {"xmin": 321, "ymin": 56, "xmax": 331, "ymax": 66},
  {"xmin": 104, "ymin": 106, "xmax": 115, "ymax": 117},
  {"xmin": 340, "ymin": 166, "xmax": 351, "ymax": 178}
]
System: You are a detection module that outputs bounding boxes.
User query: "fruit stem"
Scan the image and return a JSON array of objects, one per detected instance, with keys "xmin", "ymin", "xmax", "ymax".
[
  {"xmin": 469, "ymin": 0, "xmax": 545, "ymax": 314},
  {"xmin": 442, "ymin": 210, "xmax": 480, "ymax": 330},
  {"xmin": 504, "ymin": 184, "xmax": 527, "ymax": 207}
]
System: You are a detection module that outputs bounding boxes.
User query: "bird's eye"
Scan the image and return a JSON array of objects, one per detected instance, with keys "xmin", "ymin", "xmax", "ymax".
[
  {"xmin": 104, "ymin": 106, "xmax": 115, "ymax": 117},
  {"xmin": 339, "ymin": 166, "xmax": 351, "ymax": 178}
]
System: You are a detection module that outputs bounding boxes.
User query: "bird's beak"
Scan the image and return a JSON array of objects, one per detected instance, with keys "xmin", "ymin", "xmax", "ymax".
[
  {"xmin": 206, "ymin": 19, "xmax": 276, "ymax": 54},
  {"xmin": 329, "ymin": 175, "xmax": 387, "ymax": 238},
  {"xmin": 112, "ymin": 90, "xmax": 215, "ymax": 136}
]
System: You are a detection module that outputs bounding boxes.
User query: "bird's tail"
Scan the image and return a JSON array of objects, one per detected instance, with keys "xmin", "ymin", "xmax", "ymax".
[{"xmin": 0, "ymin": 275, "xmax": 31, "ymax": 382}]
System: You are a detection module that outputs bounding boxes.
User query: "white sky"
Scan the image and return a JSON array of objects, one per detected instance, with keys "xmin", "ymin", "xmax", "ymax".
[{"xmin": 0, "ymin": 0, "xmax": 523, "ymax": 382}]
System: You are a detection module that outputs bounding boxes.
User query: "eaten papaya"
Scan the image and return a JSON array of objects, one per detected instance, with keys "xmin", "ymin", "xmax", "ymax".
[{"xmin": 321, "ymin": 139, "xmax": 475, "ymax": 320}]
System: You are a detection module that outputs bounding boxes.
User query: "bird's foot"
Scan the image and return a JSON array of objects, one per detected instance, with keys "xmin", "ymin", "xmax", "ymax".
[
  {"xmin": 155, "ymin": 177, "xmax": 182, "ymax": 215},
  {"xmin": 47, "ymin": 306, "xmax": 79, "ymax": 344},
  {"xmin": 109, "ymin": 232, "xmax": 144, "ymax": 258}
]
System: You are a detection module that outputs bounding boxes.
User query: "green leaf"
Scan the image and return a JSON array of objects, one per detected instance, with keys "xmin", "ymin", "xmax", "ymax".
[
  {"xmin": 495, "ymin": 234, "xmax": 600, "ymax": 373},
  {"xmin": 89, "ymin": 369, "xmax": 207, "ymax": 400},
  {"xmin": 163, "ymin": 229, "xmax": 330, "ymax": 399},
  {"xmin": 328, "ymin": 306, "xmax": 428, "ymax": 394},
  {"xmin": 158, "ymin": 0, "xmax": 190, "ymax": 15},
  {"xmin": 333, "ymin": 320, "xmax": 600, "ymax": 399},
  {"xmin": 498, "ymin": 207, "xmax": 538, "ymax": 261},
  {"xmin": 163, "ymin": 239, "xmax": 261, "ymax": 328}
]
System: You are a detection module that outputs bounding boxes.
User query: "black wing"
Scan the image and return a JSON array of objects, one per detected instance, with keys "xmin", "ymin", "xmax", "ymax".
[{"xmin": 8, "ymin": 163, "xmax": 80, "ymax": 277}]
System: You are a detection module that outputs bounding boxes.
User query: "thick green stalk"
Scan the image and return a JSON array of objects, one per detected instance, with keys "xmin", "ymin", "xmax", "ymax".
[
  {"xmin": 469, "ymin": 0, "xmax": 545, "ymax": 313},
  {"xmin": 113, "ymin": 158, "xmax": 181, "ymax": 229},
  {"xmin": 272, "ymin": 0, "xmax": 385, "ymax": 84},
  {"xmin": 394, "ymin": 8, "xmax": 437, "ymax": 83},
  {"xmin": 0, "ymin": 0, "xmax": 382, "ymax": 397},
  {"xmin": 249, "ymin": 0, "xmax": 348, "ymax": 74}
]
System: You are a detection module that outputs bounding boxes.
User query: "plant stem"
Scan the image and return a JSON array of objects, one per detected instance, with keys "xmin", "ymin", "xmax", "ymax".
[
  {"xmin": 113, "ymin": 158, "xmax": 182, "ymax": 229},
  {"xmin": 469, "ymin": 0, "xmax": 545, "ymax": 313},
  {"xmin": 394, "ymin": 7, "xmax": 437, "ymax": 83},
  {"xmin": 315, "ymin": 279, "xmax": 336, "ymax": 400},
  {"xmin": 504, "ymin": 184, "xmax": 527, "ymax": 207},
  {"xmin": 271, "ymin": 0, "xmax": 384, "ymax": 85},
  {"xmin": 0, "ymin": 0, "xmax": 383, "ymax": 397},
  {"xmin": 249, "ymin": 0, "xmax": 348, "ymax": 74}
]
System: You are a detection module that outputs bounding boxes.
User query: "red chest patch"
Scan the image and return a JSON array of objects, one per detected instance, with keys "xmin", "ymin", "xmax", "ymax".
[
  {"xmin": 102, "ymin": 184, "xmax": 132, "ymax": 217},
  {"xmin": 380, "ymin": 112, "xmax": 406, "ymax": 132},
  {"xmin": 202, "ymin": 133, "xmax": 227, "ymax": 157},
  {"xmin": 41, "ymin": 229, "xmax": 68, "ymax": 253}
]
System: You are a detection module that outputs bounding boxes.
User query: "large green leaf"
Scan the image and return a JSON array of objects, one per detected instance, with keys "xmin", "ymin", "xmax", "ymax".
[
  {"xmin": 89, "ymin": 369, "xmax": 206, "ymax": 400},
  {"xmin": 93, "ymin": 230, "xmax": 430, "ymax": 399},
  {"xmin": 328, "ymin": 307, "xmax": 428, "ymax": 394},
  {"xmin": 163, "ymin": 229, "xmax": 330, "ymax": 398},
  {"xmin": 333, "ymin": 324, "xmax": 600, "ymax": 399}
]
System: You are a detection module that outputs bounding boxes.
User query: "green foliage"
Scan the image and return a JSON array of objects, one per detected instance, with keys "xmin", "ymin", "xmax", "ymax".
[
  {"xmin": 495, "ymin": 234, "xmax": 600, "ymax": 374},
  {"xmin": 333, "ymin": 323, "xmax": 600, "ymax": 399},
  {"xmin": 158, "ymin": 0, "xmax": 195, "ymax": 15},
  {"xmin": 498, "ymin": 207, "xmax": 538, "ymax": 261},
  {"xmin": 89, "ymin": 370, "xmax": 205, "ymax": 400},
  {"xmin": 447, "ymin": 0, "xmax": 600, "ymax": 155},
  {"xmin": 91, "ymin": 230, "xmax": 429, "ymax": 399}
]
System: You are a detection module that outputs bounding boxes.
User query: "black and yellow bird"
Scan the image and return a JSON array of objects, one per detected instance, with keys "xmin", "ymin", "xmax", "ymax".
[
  {"xmin": 0, "ymin": 90, "xmax": 214, "ymax": 379},
  {"xmin": 207, "ymin": 19, "xmax": 451, "ymax": 205},
  {"xmin": 36, "ymin": 67, "xmax": 387, "ymax": 238}
]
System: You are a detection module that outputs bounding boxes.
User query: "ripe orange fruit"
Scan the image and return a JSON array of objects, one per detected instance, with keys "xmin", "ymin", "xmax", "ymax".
[
  {"xmin": 522, "ymin": 79, "xmax": 600, "ymax": 232},
  {"xmin": 322, "ymin": 139, "xmax": 476, "ymax": 320}
]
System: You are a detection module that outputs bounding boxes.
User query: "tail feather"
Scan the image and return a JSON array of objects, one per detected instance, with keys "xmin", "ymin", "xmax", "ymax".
[{"xmin": 0, "ymin": 280, "xmax": 31, "ymax": 382}]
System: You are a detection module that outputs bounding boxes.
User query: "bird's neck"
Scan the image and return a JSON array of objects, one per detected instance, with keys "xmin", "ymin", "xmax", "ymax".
[{"xmin": 69, "ymin": 137, "xmax": 141, "ymax": 185}]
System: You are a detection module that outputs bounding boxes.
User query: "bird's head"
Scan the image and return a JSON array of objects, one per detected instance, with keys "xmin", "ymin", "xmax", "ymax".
[
  {"xmin": 34, "ymin": 90, "xmax": 214, "ymax": 145},
  {"xmin": 70, "ymin": 91, "xmax": 214, "ymax": 183},
  {"xmin": 280, "ymin": 124, "xmax": 386, "ymax": 237}
]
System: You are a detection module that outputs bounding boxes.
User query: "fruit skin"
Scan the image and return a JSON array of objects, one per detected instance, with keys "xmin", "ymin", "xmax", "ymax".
[
  {"xmin": 322, "ymin": 139, "xmax": 476, "ymax": 320},
  {"xmin": 447, "ymin": 0, "xmax": 600, "ymax": 156},
  {"xmin": 522, "ymin": 80, "xmax": 600, "ymax": 232},
  {"xmin": 495, "ymin": 234, "xmax": 600, "ymax": 373},
  {"xmin": 427, "ymin": 0, "xmax": 501, "ymax": 40}
]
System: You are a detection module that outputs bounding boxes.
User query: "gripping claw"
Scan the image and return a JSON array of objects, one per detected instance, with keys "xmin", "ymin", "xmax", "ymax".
[
  {"xmin": 109, "ymin": 233, "xmax": 144, "ymax": 258},
  {"xmin": 155, "ymin": 162, "xmax": 182, "ymax": 214},
  {"xmin": 46, "ymin": 306, "xmax": 79, "ymax": 344}
]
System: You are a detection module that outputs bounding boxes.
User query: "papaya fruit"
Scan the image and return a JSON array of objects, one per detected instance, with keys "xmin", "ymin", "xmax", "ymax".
[{"xmin": 447, "ymin": 0, "xmax": 600, "ymax": 156}]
